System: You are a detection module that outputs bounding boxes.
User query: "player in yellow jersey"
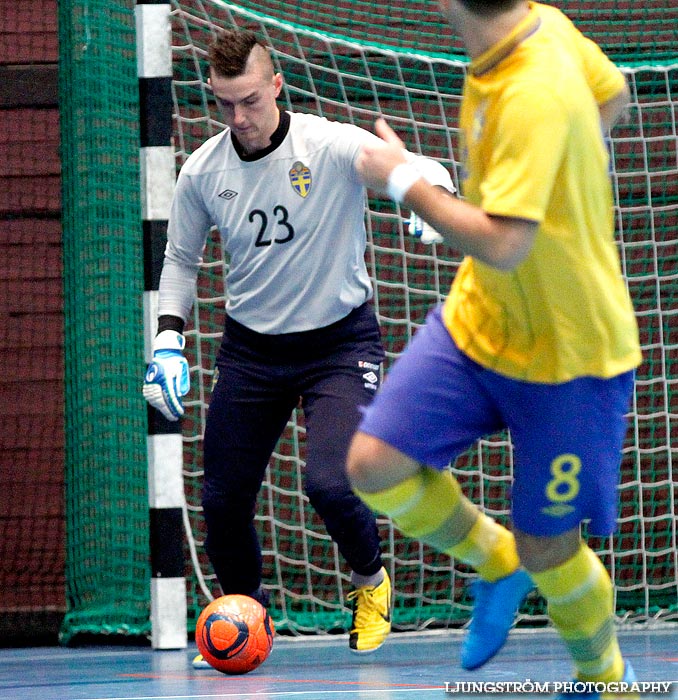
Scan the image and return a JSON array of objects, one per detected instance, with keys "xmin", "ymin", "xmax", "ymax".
[{"xmin": 346, "ymin": 1, "xmax": 641, "ymax": 698}]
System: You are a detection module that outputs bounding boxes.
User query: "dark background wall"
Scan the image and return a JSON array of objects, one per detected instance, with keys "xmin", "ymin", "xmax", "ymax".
[{"xmin": 0, "ymin": 0, "xmax": 65, "ymax": 643}]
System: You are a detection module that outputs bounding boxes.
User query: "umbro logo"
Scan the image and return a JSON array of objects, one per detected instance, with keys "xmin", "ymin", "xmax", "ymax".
[
  {"xmin": 218, "ymin": 189, "xmax": 238, "ymax": 200},
  {"xmin": 362, "ymin": 371, "xmax": 378, "ymax": 384},
  {"xmin": 541, "ymin": 504, "xmax": 576, "ymax": 517},
  {"xmin": 362, "ymin": 370, "xmax": 379, "ymax": 391}
]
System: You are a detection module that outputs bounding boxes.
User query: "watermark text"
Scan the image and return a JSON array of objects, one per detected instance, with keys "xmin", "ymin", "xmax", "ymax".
[{"xmin": 444, "ymin": 679, "xmax": 674, "ymax": 694}]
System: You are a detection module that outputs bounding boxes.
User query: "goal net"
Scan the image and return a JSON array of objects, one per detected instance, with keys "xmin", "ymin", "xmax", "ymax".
[{"xmin": 171, "ymin": 0, "xmax": 678, "ymax": 634}]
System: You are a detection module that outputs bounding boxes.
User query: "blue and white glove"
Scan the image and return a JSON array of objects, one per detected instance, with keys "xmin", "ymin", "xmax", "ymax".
[
  {"xmin": 142, "ymin": 330, "xmax": 190, "ymax": 421},
  {"xmin": 408, "ymin": 214, "xmax": 444, "ymax": 244},
  {"xmin": 405, "ymin": 154, "xmax": 455, "ymax": 245}
]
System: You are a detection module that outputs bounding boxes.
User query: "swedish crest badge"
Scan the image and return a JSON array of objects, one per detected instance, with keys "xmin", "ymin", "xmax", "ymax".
[{"xmin": 289, "ymin": 161, "xmax": 312, "ymax": 198}]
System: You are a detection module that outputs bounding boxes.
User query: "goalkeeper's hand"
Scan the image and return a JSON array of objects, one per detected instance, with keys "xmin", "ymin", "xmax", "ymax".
[
  {"xmin": 404, "ymin": 155, "xmax": 454, "ymax": 245},
  {"xmin": 408, "ymin": 213, "xmax": 444, "ymax": 244},
  {"xmin": 142, "ymin": 330, "xmax": 190, "ymax": 421}
]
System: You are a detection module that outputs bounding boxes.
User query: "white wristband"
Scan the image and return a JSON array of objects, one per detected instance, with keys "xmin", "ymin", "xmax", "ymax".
[{"xmin": 386, "ymin": 163, "xmax": 421, "ymax": 203}]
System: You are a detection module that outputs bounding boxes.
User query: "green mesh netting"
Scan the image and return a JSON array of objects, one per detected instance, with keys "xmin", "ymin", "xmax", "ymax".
[
  {"xmin": 172, "ymin": 0, "xmax": 678, "ymax": 635},
  {"xmin": 59, "ymin": 0, "xmax": 150, "ymax": 643},
  {"xmin": 190, "ymin": 0, "xmax": 678, "ymax": 62},
  {"xmin": 58, "ymin": 0, "xmax": 677, "ymax": 641}
]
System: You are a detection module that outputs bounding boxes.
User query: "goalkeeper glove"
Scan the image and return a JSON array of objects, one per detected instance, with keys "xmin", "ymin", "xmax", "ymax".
[
  {"xmin": 142, "ymin": 330, "xmax": 190, "ymax": 421},
  {"xmin": 405, "ymin": 155, "xmax": 454, "ymax": 245},
  {"xmin": 408, "ymin": 214, "xmax": 444, "ymax": 244}
]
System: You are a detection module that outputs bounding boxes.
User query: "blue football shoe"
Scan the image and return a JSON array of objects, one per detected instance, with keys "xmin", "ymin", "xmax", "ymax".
[{"xmin": 460, "ymin": 568, "xmax": 533, "ymax": 670}]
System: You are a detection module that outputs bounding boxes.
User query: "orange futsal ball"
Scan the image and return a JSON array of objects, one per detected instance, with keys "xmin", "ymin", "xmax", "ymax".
[{"xmin": 195, "ymin": 594, "xmax": 275, "ymax": 674}]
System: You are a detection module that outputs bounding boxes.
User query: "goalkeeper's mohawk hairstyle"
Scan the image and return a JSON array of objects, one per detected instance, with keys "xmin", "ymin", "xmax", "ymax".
[{"xmin": 208, "ymin": 28, "xmax": 271, "ymax": 79}]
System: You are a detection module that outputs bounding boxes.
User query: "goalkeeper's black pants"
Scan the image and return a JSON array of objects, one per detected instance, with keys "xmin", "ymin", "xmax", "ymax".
[{"xmin": 202, "ymin": 303, "xmax": 385, "ymax": 597}]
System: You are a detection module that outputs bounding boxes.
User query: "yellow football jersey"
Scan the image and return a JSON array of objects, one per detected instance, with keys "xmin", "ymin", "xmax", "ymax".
[{"xmin": 442, "ymin": 2, "xmax": 641, "ymax": 382}]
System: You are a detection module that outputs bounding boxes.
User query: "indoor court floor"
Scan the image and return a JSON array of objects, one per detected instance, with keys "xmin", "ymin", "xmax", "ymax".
[{"xmin": 1, "ymin": 628, "xmax": 676, "ymax": 700}]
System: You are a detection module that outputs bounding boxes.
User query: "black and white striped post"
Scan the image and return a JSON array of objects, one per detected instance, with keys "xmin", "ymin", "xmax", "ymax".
[{"xmin": 135, "ymin": 0, "xmax": 187, "ymax": 650}]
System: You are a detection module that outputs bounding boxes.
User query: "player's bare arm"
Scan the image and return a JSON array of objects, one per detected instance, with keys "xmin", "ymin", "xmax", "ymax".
[
  {"xmin": 599, "ymin": 80, "xmax": 631, "ymax": 133},
  {"xmin": 356, "ymin": 117, "xmax": 537, "ymax": 271}
]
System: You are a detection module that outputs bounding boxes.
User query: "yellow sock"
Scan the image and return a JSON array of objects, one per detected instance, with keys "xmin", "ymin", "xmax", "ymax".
[
  {"xmin": 357, "ymin": 468, "xmax": 518, "ymax": 581},
  {"xmin": 531, "ymin": 543, "xmax": 624, "ymax": 682},
  {"xmin": 447, "ymin": 512, "xmax": 519, "ymax": 582}
]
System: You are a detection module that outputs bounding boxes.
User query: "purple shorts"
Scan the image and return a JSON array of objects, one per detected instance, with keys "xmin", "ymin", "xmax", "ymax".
[{"xmin": 358, "ymin": 306, "xmax": 634, "ymax": 536}]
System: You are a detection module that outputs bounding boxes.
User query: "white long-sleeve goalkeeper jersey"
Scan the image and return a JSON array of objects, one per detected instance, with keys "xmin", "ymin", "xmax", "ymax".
[{"xmin": 159, "ymin": 110, "xmax": 385, "ymax": 334}]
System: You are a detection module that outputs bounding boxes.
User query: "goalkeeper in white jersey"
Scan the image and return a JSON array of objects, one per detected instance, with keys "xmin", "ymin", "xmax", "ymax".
[{"xmin": 143, "ymin": 28, "xmax": 454, "ymax": 664}]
